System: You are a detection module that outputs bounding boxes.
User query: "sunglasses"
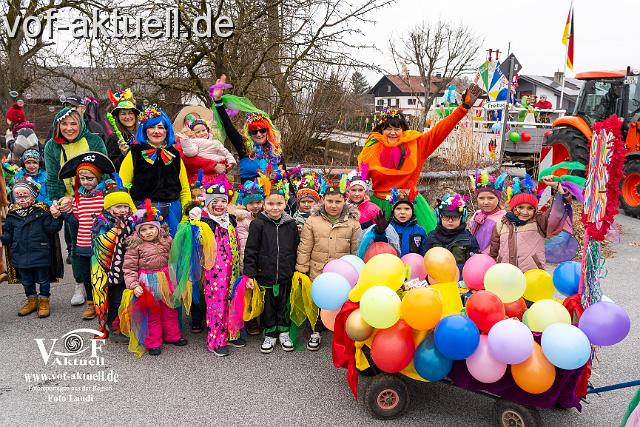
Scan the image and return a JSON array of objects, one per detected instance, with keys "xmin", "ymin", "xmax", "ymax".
[{"xmin": 249, "ymin": 128, "xmax": 268, "ymax": 136}]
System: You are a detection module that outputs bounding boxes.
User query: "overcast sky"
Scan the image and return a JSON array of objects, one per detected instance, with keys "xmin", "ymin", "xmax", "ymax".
[{"xmin": 356, "ymin": 0, "xmax": 638, "ymax": 86}]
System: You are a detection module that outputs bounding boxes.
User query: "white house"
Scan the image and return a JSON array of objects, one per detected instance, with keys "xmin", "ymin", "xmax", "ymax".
[{"xmin": 369, "ymin": 74, "xmax": 445, "ymax": 117}]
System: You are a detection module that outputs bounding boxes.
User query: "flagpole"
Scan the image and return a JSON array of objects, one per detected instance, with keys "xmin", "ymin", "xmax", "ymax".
[{"xmin": 559, "ymin": 0, "xmax": 573, "ymax": 114}]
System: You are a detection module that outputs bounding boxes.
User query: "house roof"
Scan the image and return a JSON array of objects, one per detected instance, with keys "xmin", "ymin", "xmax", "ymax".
[
  {"xmin": 371, "ymin": 74, "xmax": 443, "ymax": 95},
  {"xmin": 518, "ymin": 75, "xmax": 584, "ymax": 98}
]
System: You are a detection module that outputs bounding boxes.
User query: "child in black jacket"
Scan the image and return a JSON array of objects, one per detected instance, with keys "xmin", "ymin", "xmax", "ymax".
[
  {"xmin": 243, "ymin": 179, "xmax": 299, "ymax": 354},
  {"xmin": 1, "ymin": 178, "xmax": 63, "ymax": 318}
]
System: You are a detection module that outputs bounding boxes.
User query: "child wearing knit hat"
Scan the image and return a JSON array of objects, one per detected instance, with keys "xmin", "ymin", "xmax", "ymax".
[
  {"xmin": 293, "ymin": 173, "xmax": 321, "ymax": 232},
  {"xmin": 489, "ymin": 174, "xmax": 573, "ymax": 272},
  {"xmin": 13, "ymin": 149, "xmax": 50, "ymax": 205},
  {"xmin": 468, "ymin": 170, "xmax": 508, "ymax": 254}
]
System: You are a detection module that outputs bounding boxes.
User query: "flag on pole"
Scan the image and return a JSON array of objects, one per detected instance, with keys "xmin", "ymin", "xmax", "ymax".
[{"xmin": 562, "ymin": 6, "xmax": 574, "ymax": 70}]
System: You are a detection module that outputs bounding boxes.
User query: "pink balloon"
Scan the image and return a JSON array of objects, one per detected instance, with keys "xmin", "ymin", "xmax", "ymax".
[
  {"xmin": 401, "ymin": 253, "xmax": 426, "ymax": 280},
  {"xmin": 466, "ymin": 335, "xmax": 507, "ymax": 383},
  {"xmin": 462, "ymin": 254, "xmax": 496, "ymax": 290},
  {"xmin": 322, "ymin": 259, "xmax": 359, "ymax": 288}
]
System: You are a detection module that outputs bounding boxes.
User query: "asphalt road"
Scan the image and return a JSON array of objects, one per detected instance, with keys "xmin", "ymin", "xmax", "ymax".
[{"xmin": 0, "ymin": 214, "xmax": 638, "ymax": 426}]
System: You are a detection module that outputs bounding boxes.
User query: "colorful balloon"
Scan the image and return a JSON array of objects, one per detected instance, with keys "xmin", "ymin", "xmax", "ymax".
[
  {"xmin": 465, "ymin": 291, "xmax": 506, "ymax": 332},
  {"xmin": 553, "ymin": 261, "xmax": 581, "ymax": 296},
  {"xmin": 434, "ymin": 315, "xmax": 480, "ymax": 360},
  {"xmin": 413, "ymin": 334, "xmax": 453, "ymax": 381},
  {"xmin": 349, "ymin": 253, "xmax": 405, "ymax": 302},
  {"xmin": 400, "ymin": 287, "xmax": 442, "ymax": 330},
  {"xmin": 527, "ymin": 299, "xmax": 571, "ymax": 332},
  {"xmin": 402, "ymin": 253, "xmax": 427, "ymax": 280},
  {"xmin": 429, "ymin": 282, "xmax": 463, "ymax": 317},
  {"xmin": 578, "ymin": 301, "xmax": 631, "ymax": 346},
  {"xmin": 427, "ymin": 269, "xmax": 460, "ymax": 285},
  {"xmin": 371, "ymin": 320, "xmax": 415, "ymax": 373},
  {"xmin": 320, "ymin": 308, "xmax": 339, "ymax": 332},
  {"xmin": 322, "ymin": 259, "xmax": 359, "ymax": 288},
  {"xmin": 340, "ymin": 255, "xmax": 365, "ymax": 274},
  {"xmin": 466, "ymin": 335, "xmax": 507, "ymax": 383},
  {"xmin": 512, "ymin": 342, "xmax": 556, "ymax": 394},
  {"xmin": 311, "ymin": 272, "xmax": 351, "ymax": 310},
  {"xmin": 363, "ymin": 242, "xmax": 398, "ymax": 263},
  {"xmin": 345, "ymin": 309, "xmax": 374, "ymax": 341},
  {"xmin": 509, "ymin": 131, "xmax": 521, "ymax": 142},
  {"xmin": 359, "ymin": 285, "xmax": 401, "ymax": 329},
  {"xmin": 484, "ymin": 263, "xmax": 526, "ymax": 303},
  {"xmin": 523, "ymin": 269, "xmax": 555, "ymax": 302},
  {"xmin": 462, "ymin": 254, "xmax": 496, "ymax": 290},
  {"xmin": 504, "ymin": 298, "xmax": 527, "ymax": 320},
  {"xmin": 541, "ymin": 324, "xmax": 591, "ymax": 369},
  {"xmin": 520, "ymin": 132, "xmax": 532, "ymax": 142},
  {"xmin": 424, "ymin": 247, "xmax": 458, "ymax": 283},
  {"xmin": 487, "ymin": 318, "xmax": 534, "ymax": 364}
]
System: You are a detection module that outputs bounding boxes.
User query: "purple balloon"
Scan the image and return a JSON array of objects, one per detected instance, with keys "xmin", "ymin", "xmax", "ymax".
[
  {"xmin": 487, "ymin": 319, "xmax": 534, "ymax": 364},
  {"xmin": 579, "ymin": 301, "xmax": 631, "ymax": 346},
  {"xmin": 322, "ymin": 259, "xmax": 359, "ymax": 288}
]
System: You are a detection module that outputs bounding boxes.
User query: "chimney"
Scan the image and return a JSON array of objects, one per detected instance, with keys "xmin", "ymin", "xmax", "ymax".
[
  {"xmin": 554, "ymin": 71, "xmax": 564, "ymax": 84},
  {"xmin": 402, "ymin": 64, "xmax": 410, "ymax": 80}
]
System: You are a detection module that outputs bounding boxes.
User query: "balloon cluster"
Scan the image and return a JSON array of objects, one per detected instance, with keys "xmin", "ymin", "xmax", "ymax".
[
  {"xmin": 509, "ymin": 131, "xmax": 532, "ymax": 143},
  {"xmin": 313, "ymin": 250, "xmax": 632, "ymax": 396}
]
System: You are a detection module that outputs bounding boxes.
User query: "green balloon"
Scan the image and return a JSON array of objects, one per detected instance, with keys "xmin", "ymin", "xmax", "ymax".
[
  {"xmin": 522, "ymin": 309, "xmax": 530, "ymax": 327},
  {"xmin": 509, "ymin": 131, "xmax": 521, "ymax": 142}
]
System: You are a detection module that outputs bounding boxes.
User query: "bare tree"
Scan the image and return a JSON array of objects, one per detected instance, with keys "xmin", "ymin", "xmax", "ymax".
[{"xmin": 390, "ymin": 19, "xmax": 483, "ymax": 126}]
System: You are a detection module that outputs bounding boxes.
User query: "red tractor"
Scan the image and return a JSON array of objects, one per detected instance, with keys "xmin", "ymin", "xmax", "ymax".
[{"xmin": 544, "ymin": 67, "xmax": 640, "ymax": 217}]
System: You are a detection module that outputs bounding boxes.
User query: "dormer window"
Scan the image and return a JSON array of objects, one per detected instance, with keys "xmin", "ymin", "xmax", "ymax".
[{"xmin": 387, "ymin": 85, "xmax": 391, "ymax": 92}]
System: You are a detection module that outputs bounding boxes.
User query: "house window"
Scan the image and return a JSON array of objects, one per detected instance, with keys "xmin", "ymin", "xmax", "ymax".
[
  {"xmin": 387, "ymin": 84, "xmax": 391, "ymax": 93},
  {"xmin": 408, "ymin": 98, "xmax": 416, "ymax": 105},
  {"xmin": 376, "ymin": 99, "xmax": 384, "ymax": 106},
  {"xmin": 387, "ymin": 98, "xmax": 392, "ymax": 107}
]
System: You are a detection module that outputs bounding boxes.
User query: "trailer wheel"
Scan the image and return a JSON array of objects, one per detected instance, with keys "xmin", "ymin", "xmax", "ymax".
[
  {"xmin": 494, "ymin": 399, "xmax": 540, "ymax": 427},
  {"xmin": 364, "ymin": 374, "xmax": 409, "ymax": 420},
  {"xmin": 620, "ymin": 158, "xmax": 640, "ymax": 218},
  {"xmin": 545, "ymin": 127, "xmax": 590, "ymax": 177}
]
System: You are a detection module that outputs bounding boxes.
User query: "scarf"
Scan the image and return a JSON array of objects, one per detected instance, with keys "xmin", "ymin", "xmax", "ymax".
[
  {"xmin": 360, "ymin": 130, "xmax": 422, "ymax": 171},
  {"xmin": 252, "ymin": 142, "xmax": 281, "ymax": 166},
  {"xmin": 15, "ymin": 206, "xmax": 34, "ymax": 217},
  {"xmin": 433, "ymin": 222, "xmax": 467, "ymax": 246},
  {"xmin": 505, "ymin": 211, "xmax": 529, "ymax": 227},
  {"xmin": 472, "ymin": 206, "xmax": 500, "ymax": 226},
  {"xmin": 210, "ymin": 212, "xmax": 231, "ymax": 229}
]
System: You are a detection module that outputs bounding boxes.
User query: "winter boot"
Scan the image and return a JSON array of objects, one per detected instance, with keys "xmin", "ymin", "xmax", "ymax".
[
  {"xmin": 37, "ymin": 297, "xmax": 50, "ymax": 318},
  {"xmin": 82, "ymin": 301, "xmax": 97, "ymax": 320},
  {"xmin": 18, "ymin": 297, "xmax": 39, "ymax": 316}
]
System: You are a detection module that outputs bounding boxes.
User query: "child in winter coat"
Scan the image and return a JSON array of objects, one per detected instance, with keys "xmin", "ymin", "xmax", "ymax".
[
  {"xmin": 425, "ymin": 194, "xmax": 480, "ymax": 273},
  {"xmin": 13, "ymin": 149, "xmax": 50, "ymax": 205},
  {"xmin": 180, "ymin": 119, "xmax": 236, "ymax": 182},
  {"xmin": 293, "ymin": 173, "xmax": 321, "ymax": 232},
  {"xmin": 5, "ymin": 101, "xmax": 40, "ymax": 161},
  {"xmin": 489, "ymin": 175, "xmax": 572, "ymax": 272},
  {"xmin": 58, "ymin": 152, "xmax": 115, "ymax": 319},
  {"xmin": 347, "ymin": 165, "xmax": 380, "ymax": 229},
  {"xmin": 235, "ymin": 179, "xmax": 265, "ymax": 270},
  {"xmin": 91, "ymin": 178, "xmax": 137, "ymax": 341},
  {"xmin": 371, "ymin": 189, "xmax": 428, "ymax": 256},
  {"xmin": 123, "ymin": 202, "xmax": 187, "ymax": 356},
  {"xmin": 468, "ymin": 170, "xmax": 508, "ymax": 254},
  {"xmin": 243, "ymin": 177, "xmax": 299, "ymax": 353},
  {"xmin": 296, "ymin": 180, "xmax": 361, "ymax": 350},
  {"xmin": 1, "ymin": 178, "xmax": 63, "ymax": 318}
]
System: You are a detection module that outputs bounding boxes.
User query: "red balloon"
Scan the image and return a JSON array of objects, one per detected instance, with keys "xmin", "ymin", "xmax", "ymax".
[
  {"xmin": 465, "ymin": 291, "xmax": 506, "ymax": 332},
  {"xmin": 521, "ymin": 132, "xmax": 532, "ymax": 142},
  {"xmin": 370, "ymin": 320, "xmax": 415, "ymax": 372},
  {"xmin": 543, "ymin": 130, "xmax": 553, "ymax": 140},
  {"xmin": 504, "ymin": 298, "xmax": 527, "ymax": 320},
  {"xmin": 364, "ymin": 242, "xmax": 398, "ymax": 263}
]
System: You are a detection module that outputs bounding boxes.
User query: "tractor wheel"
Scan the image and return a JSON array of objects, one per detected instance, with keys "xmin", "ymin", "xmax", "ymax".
[
  {"xmin": 620, "ymin": 158, "xmax": 640, "ymax": 218},
  {"xmin": 493, "ymin": 399, "xmax": 541, "ymax": 427},
  {"xmin": 545, "ymin": 127, "xmax": 590, "ymax": 177},
  {"xmin": 364, "ymin": 374, "xmax": 410, "ymax": 420}
]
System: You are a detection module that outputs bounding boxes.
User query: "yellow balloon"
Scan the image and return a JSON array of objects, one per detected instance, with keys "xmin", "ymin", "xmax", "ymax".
[
  {"xmin": 527, "ymin": 299, "xmax": 571, "ymax": 332},
  {"xmin": 429, "ymin": 282, "xmax": 463, "ymax": 317},
  {"xmin": 349, "ymin": 253, "xmax": 405, "ymax": 302},
  {"xmin": 484, "ymin": 263, "xmax": 526, "ymax": 303},
  {"xmin": 523, "ymin": 269, "xmax": 555, "ymax": 302},
  {"xmin": 345, "ymin": 309, "xmax": 374, "ymax": 341},
  {"xmin": 359, "ymin": 286, "xmax": 401, "ymax": 329},
  {"xmin": 424, "ymin": 247, "xmax": 458, "ymax": 283}
]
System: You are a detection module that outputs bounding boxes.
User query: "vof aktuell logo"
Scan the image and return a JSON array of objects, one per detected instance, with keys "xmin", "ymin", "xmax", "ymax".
[{"xmin": 35, "ymin": 328, "xmax": 106, "ymax": 366}]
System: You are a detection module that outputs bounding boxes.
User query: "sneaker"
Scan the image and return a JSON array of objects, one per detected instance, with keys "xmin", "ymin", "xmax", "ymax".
[
  {"xmin": 261, "ymin": 336, "xmax": 277, "ymax": 354},
  {"xmin": 209, "ymin": 346, "xmax": 229, "ymax": 357},
  {"xmin": 279, "ymin": 332, "xmax": 294, "ymax": 352},
  {"xmin": 148, "ymin": 347, "xmax": 162, "ymax": 356},
  {"xmin": 165, "ymin": 338, "xmax": 188, "ymax": 346},
  {"xmin": 307, "ymin": 332, "xmax": 321, "ymax": 351},
  {"xmin": 229, "ymin": 338, "xmax": 246, "ymax": 348},
  {"xmin": 70, "ymin": 283, "xmax": 85, "ymax": 306},
  {"xmin": 191, "ymin": 325, "xmax": 203, "ymax": 334}
]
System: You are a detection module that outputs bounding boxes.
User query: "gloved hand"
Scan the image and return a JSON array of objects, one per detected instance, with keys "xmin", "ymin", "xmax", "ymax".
[
  {"xmin": 375, "ymin": 210, "xmax": 390, "ymax": 234},
  {"xmin": 189, "ymin": 206, "xmax": 202, "ymax": 221},
  {"xmin": 462, "ymin": 83, "xmax": 484, "ymax": 108}
]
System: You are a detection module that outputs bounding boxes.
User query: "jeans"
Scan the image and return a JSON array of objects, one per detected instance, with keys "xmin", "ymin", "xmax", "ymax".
[
  {"xmin": 19, "ymin": 267, "xmax": 50, "ymax": 297},
  {"xmin": 75, "ymin": 254, "xmax": 92, "ymax": 302}
]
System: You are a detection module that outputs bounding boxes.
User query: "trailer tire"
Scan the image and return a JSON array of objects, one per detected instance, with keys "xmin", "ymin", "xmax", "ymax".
[
  {"xmin": 494, "ymin": 399, "xmax": 541, "ymax": 427},
  {"xmin": 364, "ymin": 374, "xmax": 409, "ymax": 420}
]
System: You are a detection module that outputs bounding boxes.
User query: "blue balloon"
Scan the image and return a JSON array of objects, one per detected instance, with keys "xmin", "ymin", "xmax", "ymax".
[
  {"xmin": 553, "ymin": 261, "xmax": 581, "ymax": 296},
  {"xmin": 311, "ymin": 272, "xmax": 351, "ymax": 310},
  {"xmin": 340, "ymin": 255, "xmax": 365, "ymax": 274},
  {"xmin": 434, "ymin": 315, "xmax": 480, "ymax": 360},
  {"xmin": 541, "ymin": 323, "xmax": 591, "ymax": 370},
  {"xmin": 491, "ymin": 122, "xmax": 502, "ymax": 134},
  {"xmin": 414, "ymin": 335, "xmax": 453, "ymax": 381}
]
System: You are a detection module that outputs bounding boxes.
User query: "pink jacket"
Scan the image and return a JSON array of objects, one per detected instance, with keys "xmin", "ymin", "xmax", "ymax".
[
  {"xmin": 181, "ymin": 137, "xmax": 237, "ymax": 173},
  {"xmin": 468, "ymin": 209, "xmax": 506, "ymax": 254},
  {"xmin": 123, "ymin": 229, "xmax": 172, "ymax": 289},
  {"xmin": 355, "ymin": 199, "xmax": 380, "ymax": 227},
  {"xmin": 236, "ymin": 213, "xmax": 255, "ymax": 271}
]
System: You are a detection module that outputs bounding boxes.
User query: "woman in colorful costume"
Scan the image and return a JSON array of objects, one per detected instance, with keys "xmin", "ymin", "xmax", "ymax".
[
  {"xmin": 105, "ymin": 88, "xmax": 140, "ymax": 170},
  {"xmin": 357, "ymin": 84, "xmax": 483, "ymax": 232}
]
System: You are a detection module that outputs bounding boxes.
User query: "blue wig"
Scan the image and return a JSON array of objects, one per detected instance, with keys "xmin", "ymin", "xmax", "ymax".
[{"xmin": 135, "ymin": 110, "xmax": 176, "ymax": 147}]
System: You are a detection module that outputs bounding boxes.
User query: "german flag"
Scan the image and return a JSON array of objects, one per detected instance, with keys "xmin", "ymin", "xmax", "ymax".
[{"xmin": 562, "ymin": 6, "xmax": 574, "ymax": 71}]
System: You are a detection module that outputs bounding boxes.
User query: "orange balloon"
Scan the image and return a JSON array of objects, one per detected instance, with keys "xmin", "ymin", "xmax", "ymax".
[
  {"xmin": 400, "ymin": 288, "xmax": 442, "ymax": 330},
  {"xmin": 511, "ymin": 342, "xmax": 556, "ymax": 394},
  {"xmin": 424, "ymin": 247, "xmax": 458, "ymax": 283},
  {"xmin": 320, "ymin": 308, "xmax": 340, "ymax": 332},
  {"xmin": 427, "ymin": 269, "xmax": 460, "ymax": 284}
]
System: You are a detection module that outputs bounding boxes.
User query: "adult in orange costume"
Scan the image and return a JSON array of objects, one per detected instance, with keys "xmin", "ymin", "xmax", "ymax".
[{"xmin": 358, "ymin": 84, "xmax": 483, "ymax": 232}]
